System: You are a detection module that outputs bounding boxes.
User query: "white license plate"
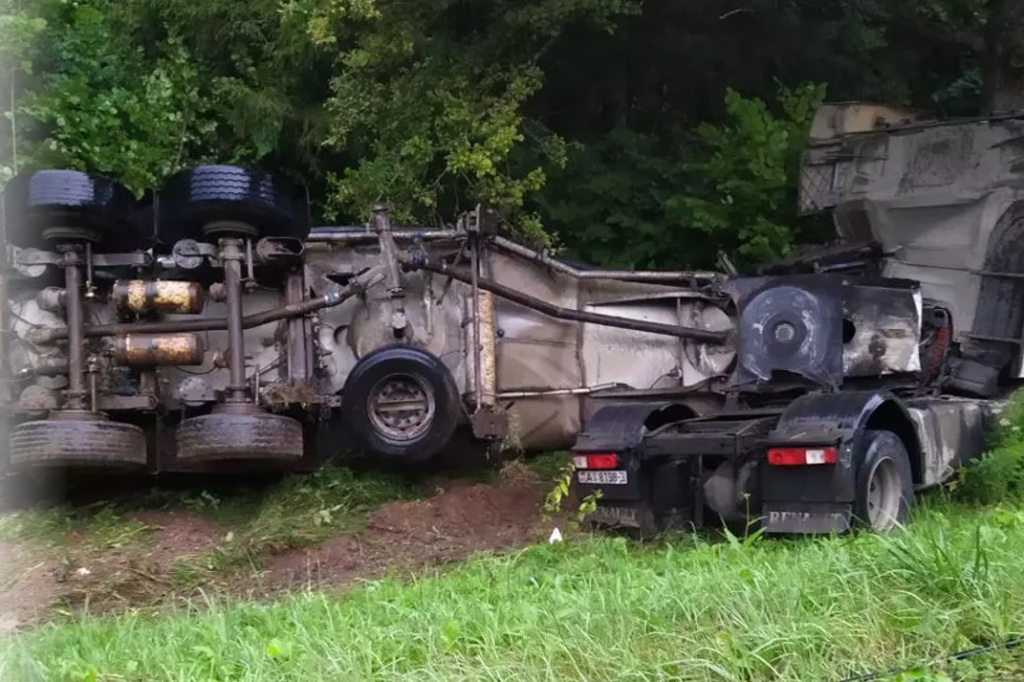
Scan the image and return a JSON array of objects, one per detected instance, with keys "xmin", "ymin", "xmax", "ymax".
[{"xmin": 578, "ymin": 470, "xmax": 628, "ymax": 485}]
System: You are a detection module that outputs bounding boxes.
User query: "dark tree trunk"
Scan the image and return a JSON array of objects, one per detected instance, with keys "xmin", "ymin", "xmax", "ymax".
[{"xmin": 984, "ymin": 0, "xmax": 1024, "ymax": 113}]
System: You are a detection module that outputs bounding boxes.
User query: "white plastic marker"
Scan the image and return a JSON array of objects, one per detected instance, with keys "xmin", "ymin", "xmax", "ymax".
[{"xmin": 549, "ymin": 527, "xmax": 563, "ymax": 544}]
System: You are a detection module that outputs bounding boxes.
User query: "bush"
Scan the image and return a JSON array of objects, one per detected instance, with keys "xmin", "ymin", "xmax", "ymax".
[{"xmin": 955, "ymin": 390, "xmax": 1024, "ymax": 505}]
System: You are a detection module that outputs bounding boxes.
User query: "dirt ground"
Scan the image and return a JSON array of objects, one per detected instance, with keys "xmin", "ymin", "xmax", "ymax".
[{"xmin": 0, "ymin": 468, "xmax": 554, "ymax": 631}]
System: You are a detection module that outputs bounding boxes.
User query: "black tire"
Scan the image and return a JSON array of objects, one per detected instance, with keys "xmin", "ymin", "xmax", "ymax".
[
  {"xmin": 2, "ymin": 169, "xmax": 141, "ymax": 249},
  {"xmin": 157, "ymin": 165, "xmax": 309, "ymax": 244},
  {"xmin": 9, "ymin": 417, "xmax": 147, "ymax": 468},
  {"xmin": 175, "ymin": 411, "xmax": 304, "ymax": 462},
  {"xmin": 342, "ymin": 345, "xmax": 461, "ymax": 463},
  {"xmin": 853, "ymin": 429, "xmax": 915, "ymax": 531}
]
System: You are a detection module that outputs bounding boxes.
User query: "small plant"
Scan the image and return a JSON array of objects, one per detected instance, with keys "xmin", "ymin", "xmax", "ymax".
[
  {"xmin": 182, "ymin": 490, "xmax": 222, "ymax": 513},
  {"xmin": 541, "ymin": 460, "xmax": 602, "ymax": 530}
]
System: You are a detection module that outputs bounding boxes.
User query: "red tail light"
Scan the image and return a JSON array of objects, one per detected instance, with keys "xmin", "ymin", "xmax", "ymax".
[
  {"xmin": 767, "ymin": 447, "xmax": 837, "ymax": 466},
  {"xmin": 572, "ymin": 453, "xmax": 619, "ymax": 469}
]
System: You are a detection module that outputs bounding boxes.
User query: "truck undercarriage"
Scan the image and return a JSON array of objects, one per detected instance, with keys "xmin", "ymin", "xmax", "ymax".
[{"xmin": 2, "ymin": 102, "xmax": 1021, "ymax": 535}]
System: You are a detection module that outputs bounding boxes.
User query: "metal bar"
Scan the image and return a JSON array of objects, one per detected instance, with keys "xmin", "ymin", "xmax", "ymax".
[
  {"xmin": 28, "ymin": 268, "xmax": 384, "ymax": 344},
  {"xmin": 285, "ymin": 269, "xmax": 309, "ymax": 382},
  {"xmin": 962, "ymin": 332, "xmax": 1022, "ymax": 344},
  {"xmin": 371, "ymin": 205, "xmax": 408, "ymax": 338},
  {"xmin": 491, "ymin": 236, "xmax": 722, "ymax": 282},
  {"xmin": 221, "ymin": 238, "xmax": 247, "ymax": 401},
  {"xmin": 62, "ymin": 249, "xmax": 87, "ymax": 410},
  {"xmin": 307, "ymin": 226, "xmax": 722, "ymax": 282},
  {"xmin": 972, "ymin": 269, "xmax": 1024, "ymax": 280},
  {"xmin": 307, "ymin": 228, "xmax": 462, "ymax": 243},
  {"xmin": 496, "ymin": 383, "xmax": 622, "ymax": 399},
  {"xmin": 404, "ymin": 257, "xmax": 730, "ymax": 344}
]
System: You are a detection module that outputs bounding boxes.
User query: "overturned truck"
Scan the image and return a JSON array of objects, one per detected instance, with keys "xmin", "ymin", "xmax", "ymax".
[
  {"xmin": 0, "ymin": 166, "xmax": 728, "ymax": 473},
  {"xmin": 1, "ymin": 102, "xmax": 1019, "ymax": 535}
]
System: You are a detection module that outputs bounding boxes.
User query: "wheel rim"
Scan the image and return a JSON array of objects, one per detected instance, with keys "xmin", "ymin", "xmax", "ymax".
[
  {"xmin": 866, "ymin": 457, "xmax": 902, "ymax": 530},
  {"xmin": 367, "ymin": 373, "xmax": 435, "ymax": 443}
]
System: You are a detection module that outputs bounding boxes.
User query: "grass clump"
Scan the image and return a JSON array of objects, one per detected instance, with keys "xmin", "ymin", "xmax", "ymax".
[
  {"xmin": 5, "ymin": 501, "xmax": 1024, "ymax": 682},
  {"xmin": 0, "ymin": 504, "xmax": 151, "ymax": 551}
]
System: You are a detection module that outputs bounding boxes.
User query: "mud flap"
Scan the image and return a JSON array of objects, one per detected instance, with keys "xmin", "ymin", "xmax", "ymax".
[
  {"xmin": 763, "ymin": 502, "xmax": 851, "ymax": 534},
  {"xmin": 588, "ymin": 502, "xmax": 659, "ymax": 537}
]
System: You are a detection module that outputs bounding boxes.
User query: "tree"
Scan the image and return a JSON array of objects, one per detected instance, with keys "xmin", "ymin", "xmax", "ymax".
[{"xmin": 984, "ymin": 0, "xmax": 1024, "ymax": 112}]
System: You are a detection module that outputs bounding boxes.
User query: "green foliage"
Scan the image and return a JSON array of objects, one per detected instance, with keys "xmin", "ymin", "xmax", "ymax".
[
  {"xmin": 2, "ymin": 0, "xmax": 1017, "ymax": 264},
  {"xmin": 541, "ymin": 457, "xmax": 602, "ymax": 528},
  {"xmin": 317, "ymin": 0, "xmax": 635, "ymax": 241},
  {"xmin": 666, "ymin": 83, "xmax": 826, "ymax": 265},
  {"xmin": 22, "ymin": 6, "xmax": 211, "ymax": 193},
  {"xmin": 956, "ymin": 391, "xmax": 1024, "ymax": 505},
  {"xmin": 0, "ymin": 0, "xmax": 48, "ymax": 184},
  {"xmin": 1, "ymin": 1, "xmax": 221, "ymax": 193},
  {"xmin": 540, "ymin": 84, "xmax": 825, "ymax": 269}
]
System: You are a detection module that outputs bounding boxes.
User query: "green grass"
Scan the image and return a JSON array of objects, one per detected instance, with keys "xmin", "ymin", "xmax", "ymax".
[
  {"xmin": 0, "ymin": 466, "xmax": 425, "ymax": 586},
  {"xmin": 191, "ymin": 467, "xmax": 424, "ymax": 575},
  {"xmin": 4, "ymin": 493, "xmax": 1024, "ymax": 682},
  {"xmin": 0, "ymin": 504, "xmax": 152, "ymax": 551}
]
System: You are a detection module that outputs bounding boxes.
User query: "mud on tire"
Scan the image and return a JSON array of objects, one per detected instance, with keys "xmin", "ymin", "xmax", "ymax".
[
  {"xmin": 175, "ymin": 410, "xmax": 304, "ymax": 462},
  {"xmin": 10, "ymin": 418, "xmax": 147, "ymax": 468}
]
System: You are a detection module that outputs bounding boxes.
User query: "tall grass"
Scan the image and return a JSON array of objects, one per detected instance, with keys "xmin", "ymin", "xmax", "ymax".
[{"xmin": 4, "ymin": 499, "xmax": 1024, "ymax": 682}]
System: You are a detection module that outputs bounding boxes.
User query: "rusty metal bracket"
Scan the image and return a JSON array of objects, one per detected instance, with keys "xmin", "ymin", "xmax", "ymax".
[{"xmin": 471, "ymin": 410, "xmax": 509, "ymax": 441}]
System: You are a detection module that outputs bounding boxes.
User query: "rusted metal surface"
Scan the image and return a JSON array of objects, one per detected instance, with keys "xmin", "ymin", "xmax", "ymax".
[
  {"xmin": 9, "ymin": 414, "xmax": 147, "ymax": 467},
  {"xmin": 284, "ymin": 270, "xmax": 312, "ymax": 382},
  {"xmin": 842, "ymin": 283, "xmax": 921, "ymax": 377},
  {"xmin": 175, "ymin": 407, "xmax": 304, "ymax": 461},
  {"xmin": 470, "ymin": 410, "xmax": 509, "ymax": 440},
  {"xmin": 61, "ymin": 248, "xmax": 87, "ymax": 410},
  {"xmin": 906, "ymin": 398, "xmax": 990, "ymax": 487},
  {"xmin": 112, "ymin": 333, "xmax": 206, "ymax": 367},
  {"xmin": 111, "ymin": 279, "xmax": 205, "ymax": 315},
  {"xmin": 220, "ymin": 238, "xmax": 248, "ymax": 401},
  {"xmin": 477, "ymin": 289, "xmax": 497, "ymax": 407}
]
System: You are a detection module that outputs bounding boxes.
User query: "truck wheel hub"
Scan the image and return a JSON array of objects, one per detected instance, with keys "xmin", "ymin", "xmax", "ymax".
[{"xmin": 368, "ymin": 374, "xmax": 435, "ymax": 441}]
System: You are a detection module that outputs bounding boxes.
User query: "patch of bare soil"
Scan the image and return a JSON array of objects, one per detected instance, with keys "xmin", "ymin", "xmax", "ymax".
[
  {"xmin": 0, "ymin": 510, "xmax": 226, "ymax": 630},
  {"xmin": 129, "ymin": 509, "xmax": 225, "ymax": 566},
  {"xmin": 0, "ymin": 468, "xmax": 552, "ymax": 628},
  {"xmin": 267, "ymin": 478, "xmax": 547, "ymax": 590}
]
